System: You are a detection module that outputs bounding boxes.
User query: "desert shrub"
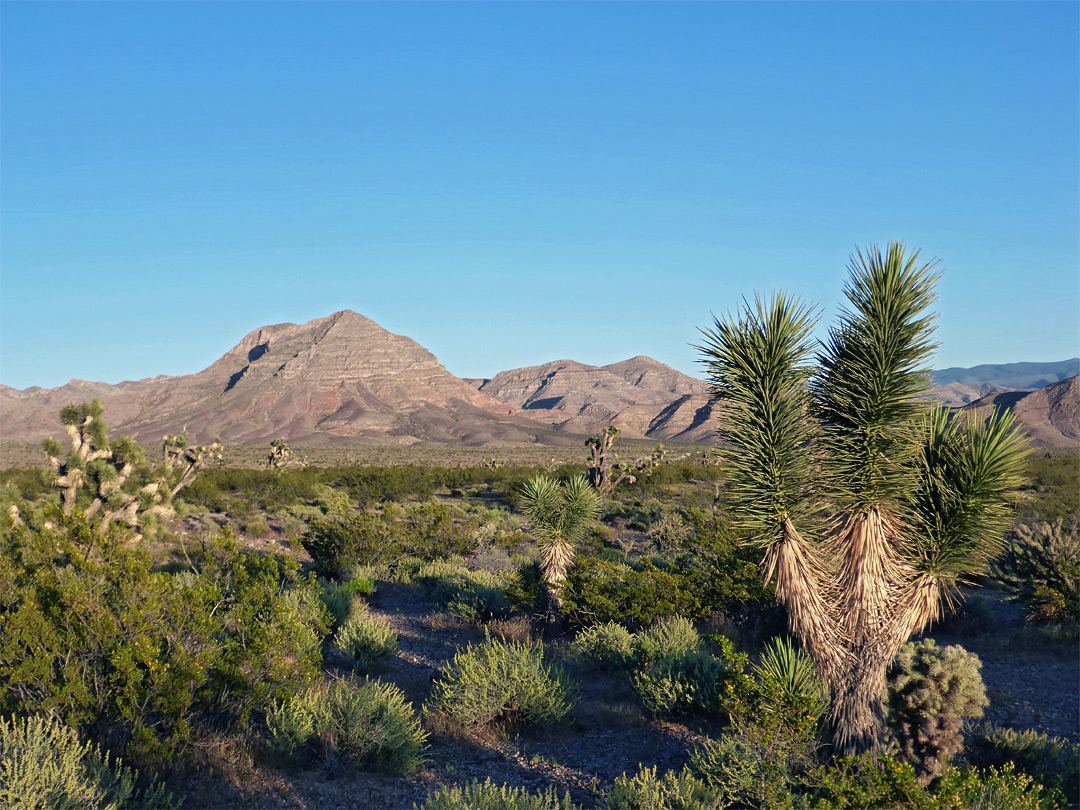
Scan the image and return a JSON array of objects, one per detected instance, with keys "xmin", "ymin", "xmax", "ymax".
[
  {"xmin": 266, "ymin": 679, "xmax": 426, "ymax": 774},
  {"xmin": 0, "ymin": 514, "xmax": 327, "ymax": 765},
  {"xmin": 753, "ymin": 635, "xmax": 826, "ymax": 715},
  {"xmin": 632, "ymin": 649, "xmax": 729, "ymax": 717},
  {"xmin": 419, "ymin": 779, "xmax": 579, "ymax": 810},
  {"xmin": 632, "ymin": 615, "xmax": 701, "ymax": 664},
  {"xmin": 991, "ymin": 518, "xmax": 1079, "ymax": 625},
  {"xmin": 560, "ymin": 556, "xmax": 708, "ymax": 628},
  {"xmin": 242, "ymin": 519, "xmax": 271, "ymax": 537},
  {"xmin": 424, "ymin": 635, "xmax": 576, "ymax": 730},
  {"xmin": 886, "ymin": 639, "xmax": 987, "ymax": 778},
  {"xmin": 809, "ymin": 754, "xmax": 1055, "ymax": 809},
  {"xmin": 317, "ymin": 577, "xmax": 363, "ymax": 629},
  {"xmin": 487, "ymin": 616, "xmax": 533, "ymax": 644},
  {"xmin": 966, "ymin": 724, "xmax": 1079, "ymax": 807},
  {"xmin": 601, "ymin": 764, "xmax": 721, "ymax": 810},
  {"xmin": 304, "ymin": 500, "xmax": 480, "ymax": 578},
  {"xmin": 932, "ymin": 592, "xmax": 995, "ymax": 635},
  {"xmin": 416, "ymin": 559, "xmax": 512, "ymax": 621},
  {"xmin": 331, "ymin": 613, "xmax": 398, "ymax": 672},
  {"xmin": 935, "ymin": 762, "xmax": 1053, "ymax": 810},
  {"xmin": 689, "ymin": 670, "xmax": 819, "ymax": 810},
  {"xmin": 570, "ymin": 621, "xmax": 636, "ymax": 669},
  {"xmin": 303, "ymin": 512, "xmax": 404, "ymax": 577},
  {"xmin": 0, "ymin": 714, "xmax": 174, "ymax": 810}
]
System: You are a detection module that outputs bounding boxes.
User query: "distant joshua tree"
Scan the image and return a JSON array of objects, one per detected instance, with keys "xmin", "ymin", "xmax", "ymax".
[
  {"xmin": 585, "ymin": 426, "xmax": 665, "ymax": 497},
  {"xmin": 41, "ymin": 399, "xmax": 221, "ymax": 537}
]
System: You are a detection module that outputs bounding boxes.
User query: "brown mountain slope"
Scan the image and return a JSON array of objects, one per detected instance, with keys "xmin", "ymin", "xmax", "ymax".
[
  {"xmin": 960, "ymin": 375, "xmax": 1080, "ymax": 449},
  {"xmin": 0, "ymin": 311, "xmax": 569, "ymax": 447},
  {"xmin": 474, "ymin": 356, "xmax": 717, "ymax": 441}
]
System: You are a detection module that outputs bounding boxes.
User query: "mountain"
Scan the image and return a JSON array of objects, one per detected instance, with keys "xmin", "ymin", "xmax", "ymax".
[
  {"xmin": 926, "ymin": 359, "xmax": 1079, "ymax": 407},
  {"xmin": 3, "ymin": 312, "xmax": 1075, "ymax": 450},
  {"xmin": 0, "ymin": 312, "xmax": 569, "ymax": 447},
  {"xmin": 959, "ymin": 375, "xmax": 1080, "ymax": 449},
  {"xmin": 468, "ymin": 356, "xmax": 717, "ymax": 441}
]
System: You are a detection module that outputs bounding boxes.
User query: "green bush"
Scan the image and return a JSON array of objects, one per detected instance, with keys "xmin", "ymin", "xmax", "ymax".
[
  {"xmin": 633, "ymin": 615, "xmax": 701, "ymax": 664},
  {"xmin": 415, "ymin": 559, "xmax": 512, "ymax": 621},
  {"xmin": 886, "ymin": 639, "xmax": 987, "ymax": 778},
  {"xmin": 331, "ymin": 613, "xmax": 399, "ymax": 672},
  {"xmin": 266, "ymin": 679, "xmax": 427, "ymax": 774},
  {"xmin": 991, "ymin": 518, "xmax": 1079, "ymax": 625},
  {"xmin": 809, "ymin": 755, "xmax": 1054, "ymax": 810},
  {"xmin": 688, "ymin": 672, "xmax": 819, "ymax": 810},
  {"xmin": 570, "ymin": 621, "xmax": 636, "ymax": 669},
  {"xmin": 935, "ymin": 762, "xmax": 1053, "ymax": 810},
  {"xmin": 632, "ymin": 649, "xmax": 729, "ymax": 717},
  {"xmin": 601, "ymin": 764, "xmax": 721, "ymax": 810},
  {"xmin": 560, "ymin": 556, "xmax": 708, "ymax": 628},
  {"xmin": 0, "ymin": 514, "xmax": 328, "ymax": 765},
  {"xmin": 424, "ymin": 635, "xmax": 576, "ymax": 730},
  {"xmin": 419, "ymin": 779, "xmax": 579, "ymax": 810},
  {"xmin": 318, "ymin": 577, "xmax": 363, "ymax": 629},
  {"xmin": 0, "ymin": 714, "xmax": 174, "ymax": 810},
  {"xmin": 966, "ymin": 724, "xmax": 1079, "ymax": 807}
]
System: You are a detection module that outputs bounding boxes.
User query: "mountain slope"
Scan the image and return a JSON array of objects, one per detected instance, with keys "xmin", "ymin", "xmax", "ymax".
[{"xmin": 960, "ymin": 375, "xmax": 1079, "ymax": 449}]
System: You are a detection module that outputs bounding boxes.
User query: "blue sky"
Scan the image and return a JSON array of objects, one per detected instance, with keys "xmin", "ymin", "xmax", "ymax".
[{"xmin": 2, "ymin": 1, "xmax": 1077, "ymax": 390}]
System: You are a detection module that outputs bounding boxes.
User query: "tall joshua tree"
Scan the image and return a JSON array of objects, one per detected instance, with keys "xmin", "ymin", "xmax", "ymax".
[
  {"xmin": 698, "ymin": 243, "xmax": 1028, "ymax": 755},
  {"xmin": 520, "ymin": 474, "xmax": 601, "ymax": 606}
]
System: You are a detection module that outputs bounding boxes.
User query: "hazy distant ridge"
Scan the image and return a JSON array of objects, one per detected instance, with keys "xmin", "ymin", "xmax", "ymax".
[{"xmin": 931, "ymin": 359, "xmax": 1078, "ymax": 389}]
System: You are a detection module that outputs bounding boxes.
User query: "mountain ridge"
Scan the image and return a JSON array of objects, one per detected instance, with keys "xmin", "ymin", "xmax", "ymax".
[{"xmin": 2, "ymin": 311, "xmax": 1075, "ymax": 449}]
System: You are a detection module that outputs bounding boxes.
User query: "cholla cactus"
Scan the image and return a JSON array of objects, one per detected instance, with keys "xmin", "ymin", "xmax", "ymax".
[
  {"xmin": 991, "ymin": 519, "xmax": 1079, "ymax": 623},
  {"xmin": 887, "ymin": 639, "xmax": 987, "ymax": 779}
]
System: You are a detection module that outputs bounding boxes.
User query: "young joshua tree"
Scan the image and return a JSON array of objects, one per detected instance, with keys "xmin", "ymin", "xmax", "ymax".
[
  {"xmin": 520, "ymin": 474, "xmax": 601, "ymax": 607},
  {"xmin": 697, "ymin": 242, "xmax": 1028, "ymax": 756}
]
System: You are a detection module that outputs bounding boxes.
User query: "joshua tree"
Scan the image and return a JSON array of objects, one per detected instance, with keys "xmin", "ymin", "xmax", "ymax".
[
  {"xmin": 42, "ymin": 400, "xmax": 221, "ymax": 536},
  {"xmin": 519, "ymin": 474, "xmax": 601, "ymax": 606},
  {"xmin": 585, "ymin": 426, "xmax": 665, "ymax": 497},
  {"xmin": 267, "ymin": 438, "xmax": 292, "ymax": 470},
  {"xmin": 697, "ymin": 242, "xmax": 1028, "ymax": 756}
]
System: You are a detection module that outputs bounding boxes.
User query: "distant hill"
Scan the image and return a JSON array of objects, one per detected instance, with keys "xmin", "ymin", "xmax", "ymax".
[
  {"xmin": 469, "ymin": 356, "xmax": 717, "ymax": 441},
  {"xmin": 925, "ymin": 359, "xmax": 1079, "ymax": 407}
]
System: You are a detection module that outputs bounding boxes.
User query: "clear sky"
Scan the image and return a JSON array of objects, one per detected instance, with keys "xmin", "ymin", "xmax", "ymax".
[{"xmin": 2, "ymin": 1, "xmax": 1077, "ymax": 391}]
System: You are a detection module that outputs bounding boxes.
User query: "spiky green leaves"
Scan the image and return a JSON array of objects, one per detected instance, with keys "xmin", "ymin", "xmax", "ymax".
[
  {"xmin": 815, "ymin": 243, "xmax": 940, "ymax": 509},
  {"xmin": 909, "ymin": 406, "xmax": 1030, "ymax": 600},
  {"xmin": 697, "ymin": 293, "xmax": 818, "ymax": 548},
  {"xmin": 520, "ymin": 475, "xmax": 601, "ymax": 585}
]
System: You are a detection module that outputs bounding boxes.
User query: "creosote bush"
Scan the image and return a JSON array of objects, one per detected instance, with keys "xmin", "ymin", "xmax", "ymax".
[
  {"xmin": 424, "ymin": 635, "xmax": 576, "ymax": 730},
  {"xmin": 0, "ymin": 714, "xmax": 174, "ymax": 810},
  {"xmin": 886, "ymin": 639, "xmax": 987, "ymax": 778},
  {"xmin": 331, "ymin": 613, "xmax": 399, "ymax": 672},
  {"xmin": 415, "ymin": 559, "xmax": 512, "ymax": 622},
  {"xmin": 266, "ymin": 679, "xmax": 427, "ymax": 774}
]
